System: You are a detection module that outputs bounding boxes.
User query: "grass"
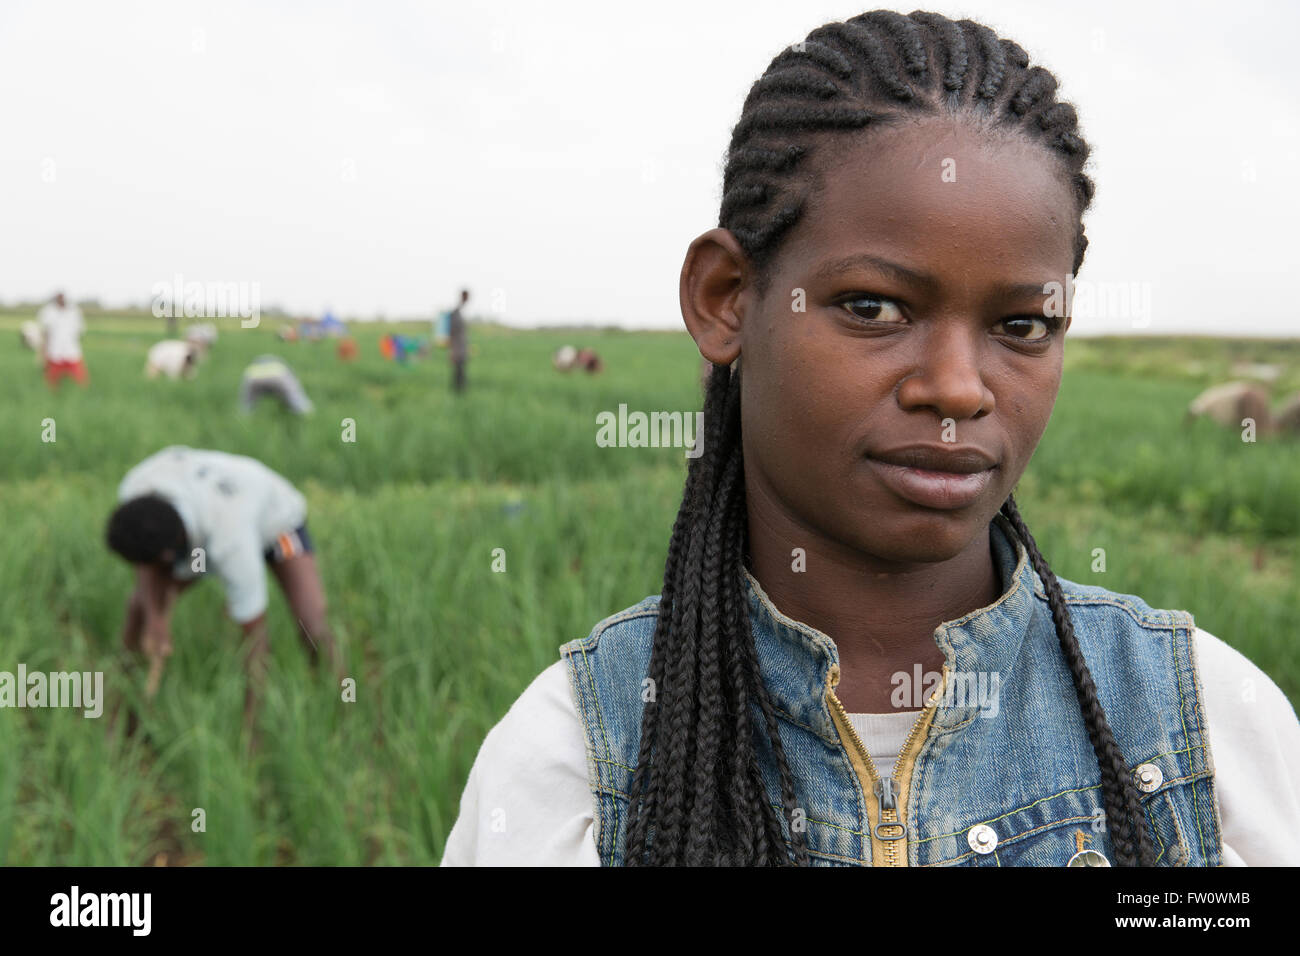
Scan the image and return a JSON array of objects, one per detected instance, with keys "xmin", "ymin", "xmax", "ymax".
[{"xmin": 0, "ymin": 311, "xmax": 1295, "ymax": 864}]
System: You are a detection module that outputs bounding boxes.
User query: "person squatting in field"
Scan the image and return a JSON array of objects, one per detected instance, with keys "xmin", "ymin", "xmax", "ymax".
[
  {"xmin": 105, "ymin": 446, "xmax": 341, "ymax": 727},
  {"xmin": 444, "ymin": 10, "xmax": 1300, "ymax": 867}
]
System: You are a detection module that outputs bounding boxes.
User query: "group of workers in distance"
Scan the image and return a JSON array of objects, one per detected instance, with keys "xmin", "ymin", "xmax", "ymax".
[{"xmin": 24, "ymin": 285, "xmax": 481, "ymax": 731}]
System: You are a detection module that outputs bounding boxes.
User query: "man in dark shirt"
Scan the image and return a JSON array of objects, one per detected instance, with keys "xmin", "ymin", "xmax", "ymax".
[{"xmin": 448, "ymin": 288, "xmax": 470, "ymax": 393}]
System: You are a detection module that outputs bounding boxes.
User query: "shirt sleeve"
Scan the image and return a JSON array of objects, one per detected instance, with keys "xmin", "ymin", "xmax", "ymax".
[
  {"xmin": 208, "ymin": 526, "xmax": 269, "ymax": 624},
  {"xmin": 1194, "ymin": 626, "xmax": 1300, "ymax": 865},
  {"xmin": 441, "ymin": 660, "xmax": 599, "ymax": 866}
]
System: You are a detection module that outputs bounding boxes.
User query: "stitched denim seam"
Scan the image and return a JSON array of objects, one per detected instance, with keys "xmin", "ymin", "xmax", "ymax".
[
  {"xmin": 840, "ymin": 733, "xmax": 871, "ymax": 860},
  {"xmin": 593, "ymin": 756, "xmax": 637, "ymax": 773},
  {"xmin": 1186, "ymin": 623, "xmax": 1224, "ymax": 858},
  {"xmin": 594, "ymin": 788, "xmax": 870, "ymax": 851},
  {"xmin": 597, "ymin": 793, "xmax": 869, "ymax": 840},
  {"xmin": 1169, "ymin": 618, "xmax": 1207, "ymax": 860},
  {"xmin": 1144, "ymin": 745, "xmax": 1197, "ymax": 762},
  {"xmin": 916, "ymin": 788, "xmax": 1101, "ymax": 845},
  {"xmin": 783, "ymin": 843, "xmax": 871, "ymax": 865},
  {"xmin": 1162, "ymin": 789, "xmax": 1190, "ymax": 866},
  {"xmin": 933, "ymin": 813, "xmax": 1100, "ymax": 865},
  {"xmin": 772, "ymin": 704, "xmax": 839, "ymax": 745},
  {"xmin": 1146, "ymin": 801, "xmax": 1168, "ymax": 865},
  {"xmin": 1180, "ymin": 621, "xmax": 1206, "ymax": 858},
  {"xmin": 940, "ymin": 514, "xmax": 1032, "ymax": 631},
  {"xmin": 743, "ymin": 569, "xmax": 842, "ymax": 665},
  {"xmin": 576, "ymin": 641, "xmax": 619, "ymax": 865},
  {"xmin": 916, "ymin": 771, "xmax": 1211, "ymax": 846},
  {"xmin": 575, "ymin": 644, "xmax": 614, "ymax": 763},
  {"xmin": 766, "ymin": 802, "xmax": 868, "ymax": 838},
  {"xmin": 559, "ymin": 600, "xmax": 660, "ymax": 865},
  {"xmin": 563, "ymin": 651, "xmax": 608, "ymax": 863},
  {"xmin": 1031, "ymin": 585, "xmax": 1185, "ymax": 631},
  {"xmin": 930, "ymin": 712, "xmax": 981, "ymax": 735},
  {"xmin": 560, "ymin": 603, "xmax": 661, "ymax": 656}
]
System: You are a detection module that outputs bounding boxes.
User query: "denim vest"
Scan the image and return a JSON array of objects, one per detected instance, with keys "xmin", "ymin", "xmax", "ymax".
[{"xmin": 560, "ymin": 514, "xmax": 1222, "ymax": 866}]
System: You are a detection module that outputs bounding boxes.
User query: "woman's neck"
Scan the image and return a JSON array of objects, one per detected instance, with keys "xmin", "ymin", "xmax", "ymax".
[{"xmin": 745, "ymin": 498, "xmax": 1004, "ymax": 714}]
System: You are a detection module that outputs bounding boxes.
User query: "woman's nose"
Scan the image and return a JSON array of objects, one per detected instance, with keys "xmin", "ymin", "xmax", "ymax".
[{"xmin": 895, "ymin": 326, "xmax": 994, "ymax": 423}]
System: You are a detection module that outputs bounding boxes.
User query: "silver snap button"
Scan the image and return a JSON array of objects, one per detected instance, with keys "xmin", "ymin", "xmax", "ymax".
[
  {"xmin": 1135, "ymin": 763, "xmax": 1163, "ymax": 793},
  {"xmin": 1067, "ymin": 849, "xmax": 1111, "ymax": 867},
  {"xmin": 967, "ymin": 824, "xmax": 998, "ymax": 854}
]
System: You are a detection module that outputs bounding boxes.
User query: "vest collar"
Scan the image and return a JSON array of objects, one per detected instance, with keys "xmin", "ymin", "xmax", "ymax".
[{"xmin": 741, "ymin": 513, "xmax": 1040, "ymax": 740}]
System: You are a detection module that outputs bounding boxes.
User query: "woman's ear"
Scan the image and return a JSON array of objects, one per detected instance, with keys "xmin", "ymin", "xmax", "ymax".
[{"xmin": 680, "ymin": 228, "xmax": 750, "ymax": 366}]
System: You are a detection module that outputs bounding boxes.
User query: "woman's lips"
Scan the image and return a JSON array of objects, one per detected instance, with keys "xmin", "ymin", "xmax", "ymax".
[{"xmin": 865, "ymin": 457, "xmax": 996, "ymax": 510}]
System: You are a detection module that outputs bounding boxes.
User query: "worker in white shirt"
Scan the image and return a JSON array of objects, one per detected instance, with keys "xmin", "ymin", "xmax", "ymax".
[
  {"xmin": 105, "ymin": 446, "xmax": 342, "ymax": 727},
  {"xmin": 37, "ymin": 291, "xmax": 88, "ymax": 388},
  {"xmin": 144, "ymin": 340, "xmax": 201, "ymax": 380}
]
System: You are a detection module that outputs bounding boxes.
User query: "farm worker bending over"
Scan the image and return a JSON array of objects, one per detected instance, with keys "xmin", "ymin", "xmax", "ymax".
[
  {"xmin": 145, "ymin": 340, "xmax": 200, "ymax": 380},
  {"xmin": 105, "ymin": 446, "xmax": 341, "ymax": 725},
  {"xmin": 240, "ymin": 355, "xmax": 314, "ymax": 414}
]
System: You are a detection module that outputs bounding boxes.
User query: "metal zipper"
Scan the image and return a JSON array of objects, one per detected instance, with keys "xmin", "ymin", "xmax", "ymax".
[{"xmin": 825, "ymin": 662, "xmax": 946, "ymax": 866}]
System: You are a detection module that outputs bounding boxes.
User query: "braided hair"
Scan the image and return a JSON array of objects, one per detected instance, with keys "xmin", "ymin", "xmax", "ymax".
[{"xmin": 624, "ymin": 10, "xmax": 1155, "ymax": 866}]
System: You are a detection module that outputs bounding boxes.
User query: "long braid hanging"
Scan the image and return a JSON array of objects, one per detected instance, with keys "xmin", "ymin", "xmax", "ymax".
[
  {"xmin": 1001, "ymin": 497, "xmax": 1156, "ymax": 866},
  {"xmin": 626, "ymin": 361, "xmax": 809, "ymax": 865},
  {"xmin": 627, "ymin": 9, "xmax": 1149, "ymax": 866}
]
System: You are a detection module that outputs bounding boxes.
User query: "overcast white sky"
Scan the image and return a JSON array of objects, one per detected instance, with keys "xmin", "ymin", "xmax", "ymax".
[{"xmin": 2, "ymin": 0, "xmax": 1297, "ymax": 334}]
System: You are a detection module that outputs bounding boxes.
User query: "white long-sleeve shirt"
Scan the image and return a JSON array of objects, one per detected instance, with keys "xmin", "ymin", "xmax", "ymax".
[
  {"xmin": 37, "ymin": 301, "xmax": 84, "ymax": 361},
  {"xmin": 117, "ymin": 447, "xmax": 307, "ymax": 623},
  {"xmin": 441, "ymin": 627, "xmax": 1300, "ymax": 866}
]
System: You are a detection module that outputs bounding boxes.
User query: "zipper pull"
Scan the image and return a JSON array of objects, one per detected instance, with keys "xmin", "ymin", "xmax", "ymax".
[
  {"xmin": 877, "ymin": 777, "xmax": 897, "ymax": 812},
  {"xmin": 874, "ymin": 778, "xmax": 907, "ymax": 841}
]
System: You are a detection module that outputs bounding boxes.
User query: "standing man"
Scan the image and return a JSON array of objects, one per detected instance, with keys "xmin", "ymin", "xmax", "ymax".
[
  {"xmin": 106, "ymin": 446, "xmax": 342, "ymax": 727},
  {"xmin": 38, "ymin": 291, "xmax": 88, "ymax": 388},
  {"xmin": 447, "ymin": 288, "xmax": 470, "ymax": 394}
]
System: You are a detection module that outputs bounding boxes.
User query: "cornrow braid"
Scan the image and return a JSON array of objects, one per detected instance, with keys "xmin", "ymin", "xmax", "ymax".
[
  {"xmin": 626, "ymin": 362, "xmax": 807, "ymax": 864},
  {"xmin": 956, "ymin": 19, "xmax": 1010, "ymax": 103},
  {"xmin": 908, "ymin": 11, "xmax": 969, "ymax": 93},
  {"xmin": 812, "ymin": 21, "xmax": 918, "ymax": 101},
  {"xmin": 1000, "ymin": 496, "xmax": 1157, "ymax": 866},
  {"xmin": 628, "ymin": 10, "xmax": 1149, "ymax": 867},
  {"xmin": 718, "ymin": 9, "xmax": 1095, "ymax": 280}
]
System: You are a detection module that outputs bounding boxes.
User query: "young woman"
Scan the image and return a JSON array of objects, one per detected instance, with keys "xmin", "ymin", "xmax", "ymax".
[{"xmin": 443, "ymin": 10, "xmax": 1300, "ymax": 866}]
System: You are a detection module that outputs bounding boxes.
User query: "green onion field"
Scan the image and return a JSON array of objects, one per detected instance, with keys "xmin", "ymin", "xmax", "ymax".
[{"xmin": 1, "ymin": 312, "xmax": 1296, "ymax": 865}]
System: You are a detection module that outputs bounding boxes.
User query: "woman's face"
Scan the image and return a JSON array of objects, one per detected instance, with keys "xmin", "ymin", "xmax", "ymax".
[{"xmin": 738, "ymin": 117, "xmax": 1078, "ymax": 565}]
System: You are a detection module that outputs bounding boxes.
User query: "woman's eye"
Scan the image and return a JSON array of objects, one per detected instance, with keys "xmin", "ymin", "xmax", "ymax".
[
  {"xmin": 841, "ymin": 295, "xmax": 905, "ymax": 324},
  {"xmin": 998, "ymin": 316, "xmax": 1054, "ymax": 341}
]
